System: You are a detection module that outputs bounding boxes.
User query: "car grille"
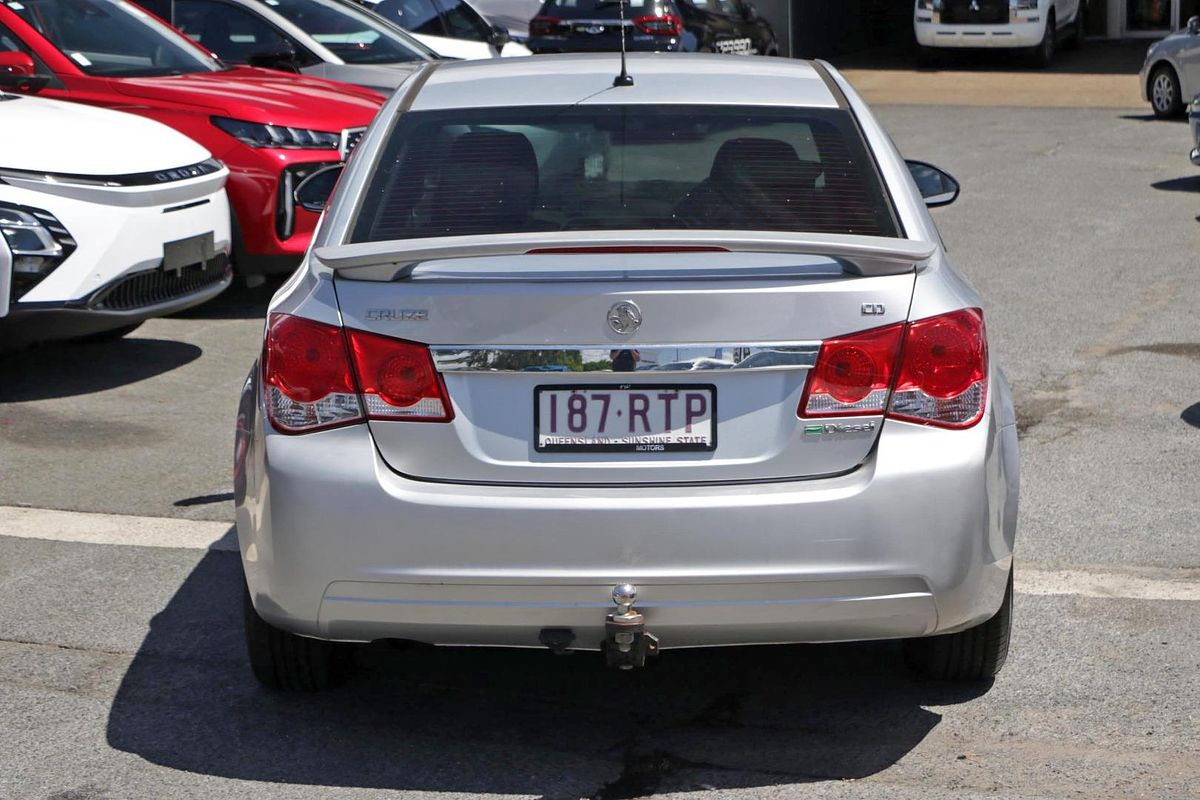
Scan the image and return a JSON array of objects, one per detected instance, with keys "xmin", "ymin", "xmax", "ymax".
[
  {"xmin": 940, "ymin": 0, "xmax": 1009, "ymax": 24},
  {"xmin": 89, "ymin": 253, "xmax": 230, "ymax": 311}
]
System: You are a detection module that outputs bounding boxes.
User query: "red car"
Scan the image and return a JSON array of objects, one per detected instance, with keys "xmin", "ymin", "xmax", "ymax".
[{"xmin": 0, "ymin": 0, "xmax": 385, "ymax": 276}]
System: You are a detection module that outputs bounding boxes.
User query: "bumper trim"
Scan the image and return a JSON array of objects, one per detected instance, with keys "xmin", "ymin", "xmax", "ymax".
[{"xmin": 314, "ymin": 577, "xmax": 938, "ymax": 648}]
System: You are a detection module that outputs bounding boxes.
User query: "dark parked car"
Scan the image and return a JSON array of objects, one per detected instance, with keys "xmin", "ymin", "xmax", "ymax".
[{"xmin": 528, "ymin": 0, "xmax": 776, "ymax": 55}]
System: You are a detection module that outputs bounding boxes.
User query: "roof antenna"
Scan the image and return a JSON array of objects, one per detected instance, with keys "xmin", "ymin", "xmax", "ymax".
[{"xmin": 613, "ymin": 0, "xmax": 634, "ymax": 87}]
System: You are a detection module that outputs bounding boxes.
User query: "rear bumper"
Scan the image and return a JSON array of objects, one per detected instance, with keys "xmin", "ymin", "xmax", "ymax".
[
  {"xmin": 236, "ymin": 372, "xmax": 1019, "ymax": 650},
  {"xmin": 914, "ymin": 21, "xmax": 1043, "ymax": 49}
]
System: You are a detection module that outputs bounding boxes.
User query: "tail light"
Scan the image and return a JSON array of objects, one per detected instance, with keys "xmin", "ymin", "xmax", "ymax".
[
  {"xmin": 800, "ymin": 308, "xmax": 987, "ymax": 430},
  {"xmin": 346, "ymin": 329, "xmax": 453, "ymax": 422},
  {"xmin": 264, "ymin": 314, "xmax": 363, "ymax": 433},
  {"xmin": 634, "ymin": 14, "xmax": 683, "ymax": 35},
  {"xmin": 530, "ymin": 16, "xmax": 561, "ymax": 35},
  {"xmin": 263, "ymin": 313, "xmax": 452, "ymax": 434},
  {"xmin": 888, "ymin": 308, "xmax": 987, "ymax": 429},
  {"xmin": 799, "ymin": 323, "xmax": 904, "ymax": 417}
]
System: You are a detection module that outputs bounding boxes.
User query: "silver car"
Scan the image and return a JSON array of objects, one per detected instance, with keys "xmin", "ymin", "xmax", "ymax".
[
  {"xmin": 1140, "ymin": 15, "xmax": 1200, "ymax": 118},
  {"xmin": 234, "ymin": 53, "xmax": 1020, "ymax": 690},
  {"xmin": 139, "ymin": 0, "xmax": 435, "ymax": 95}
]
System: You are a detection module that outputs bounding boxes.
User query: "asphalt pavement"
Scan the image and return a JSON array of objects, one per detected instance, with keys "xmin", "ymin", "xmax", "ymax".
[{"xmin": 1, "ymin": 102, "xmax": 1198, "ymax": 798}]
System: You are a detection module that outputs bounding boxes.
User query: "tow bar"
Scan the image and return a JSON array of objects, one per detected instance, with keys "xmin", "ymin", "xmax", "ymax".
[{"xmin": 604, "ymin": 584, "xmax": 659, "ymax": 670}]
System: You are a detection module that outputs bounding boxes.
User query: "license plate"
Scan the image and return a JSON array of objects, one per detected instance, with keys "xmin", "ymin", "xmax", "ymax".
[
  {"xmin": 576, "ymin": 24, "xmax": 606, "ymax": 33},
  {"xmin": 535, "ymin": 384, "xmax": 716, "ymax": 453},
  {"xmin": 162, "ymin": 232, "xmax": 215, "ymax": 273}
]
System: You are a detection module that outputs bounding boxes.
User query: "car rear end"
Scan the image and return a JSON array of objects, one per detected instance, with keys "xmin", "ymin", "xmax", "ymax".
[
  {"xmin": 529, "ymin": 0, "xmax": 685, "ymax": 53},
  {"xmin": 0, "ymin": 161, "xmax": 232, "ymax": 345},
  {"xmin": 914, "ymin": 0, "xmax": 1045, "ymax": 49},
  {"xmin": 236, "ymin": 57, "xmax": 1017, "ymax": 661}
]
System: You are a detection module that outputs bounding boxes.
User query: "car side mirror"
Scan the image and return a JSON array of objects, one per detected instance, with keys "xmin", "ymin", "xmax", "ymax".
[
  {"xmin": 247, "ymin": 45, "xmax": 300, "ymax": 73},
  {"xmin": 1189, "ymin": 15, "xmax": 1200, "ymax": 35},
  {"xmin": 0, "ymin": 72, "xmax": 50, "ymax": 93},
  {"xmin": 906, "ymin": 159, "xmax": 960, "ymax": 207},
  {"xmin": 294, "ymin": 164, "xmax": 343, "ymax": 213},
  {"xmin": 0, "ymin": 53, "xmax": 49, "ymax": 93},
  {"xmin": 742, "ymin": 1, "xmax": 759, "ymax": 21},
  {"xmin": 489, "ymin": 25, "xmax": 511, "ymax": 48}
]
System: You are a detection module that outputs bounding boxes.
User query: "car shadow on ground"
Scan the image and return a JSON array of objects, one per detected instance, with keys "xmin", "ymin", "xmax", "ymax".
[
  {"xmin": 106, "ymin": 551, "xmax": 991, "ymax": 797},
  {"xmin": 1120, "ymin": 113, "xmax": 1187, "ymax": 123},
  {"xmin": 0, "ymin": 337, "xmax": 201, "ymax": 402},
  {"xmin": 1152, "ymin": 175, "xmax": 1200, "ymax": 192},
  {"xmin": 170, "ymin": 277, "xmax": 283, "ymax": 321},
  {"xmin": 1182, "ymin": 402, "xmax": 1200, "ymax": 428}
]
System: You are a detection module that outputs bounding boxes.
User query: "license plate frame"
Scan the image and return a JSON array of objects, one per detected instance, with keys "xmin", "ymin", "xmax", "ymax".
[
  {"xmin": 534, "ymin": 383, "xmax": 717, "ymax": 454},
  {"xmin": 162, "ymin": 232, "xmax": 215, "ymax": 273}
]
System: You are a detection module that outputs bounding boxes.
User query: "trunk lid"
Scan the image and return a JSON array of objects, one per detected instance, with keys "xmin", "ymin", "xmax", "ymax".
[{"xmin": 327, "ymin": 240, "xmax": 925, "ymax": 486}]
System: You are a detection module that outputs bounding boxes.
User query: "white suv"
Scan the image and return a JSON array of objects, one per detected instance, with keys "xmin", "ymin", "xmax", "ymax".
[
  {"xmin": 914, "ymin": 0, "xmax": 1086, "ymax": 67},
  {"xmin": 0, "ymin": 91, "xmax": 231, "ymax": 346}
]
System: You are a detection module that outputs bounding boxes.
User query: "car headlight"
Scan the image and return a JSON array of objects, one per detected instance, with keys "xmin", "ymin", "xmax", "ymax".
[
  {"xmin": 212, "ymin": 116, "xmax": 340, "ymax": 150},
  {"xmin": 0, "ymin": 202, "xmax": 76, "ymax": 300}
]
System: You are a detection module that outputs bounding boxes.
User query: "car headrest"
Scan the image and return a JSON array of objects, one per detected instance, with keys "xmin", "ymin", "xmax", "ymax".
[
  {"xmin": 709, "ymin": 137, "xmax": 812, "ymax": 187},
  {"xmin": 430, "ymin": 130, "xmax": 539, "ymax": 231}
]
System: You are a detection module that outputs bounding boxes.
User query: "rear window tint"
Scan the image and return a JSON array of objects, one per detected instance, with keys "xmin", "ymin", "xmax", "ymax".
[{"xmin": 350, "ymin": 104, "xmax": 900, "ymax": 243}]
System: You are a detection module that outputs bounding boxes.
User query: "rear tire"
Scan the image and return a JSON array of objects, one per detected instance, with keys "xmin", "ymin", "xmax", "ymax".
[
  {"xmin": 243, "ymin": 582, "xmax": 348, "ymax": 691},
  {"xmin": 1150, "ymin": 63, "xmax": 1184, "ymax": 118},
  {"xmin": 1063, "ymin": 5, "xmax": 1084, "ymax": 50},
  {"xmin": 1029, "ymin": 13, "xmax": 1056, "ymax": 68},
  {"xmin": 903, "ymin": 568, "xmax": 1013, "ymax": 681}
]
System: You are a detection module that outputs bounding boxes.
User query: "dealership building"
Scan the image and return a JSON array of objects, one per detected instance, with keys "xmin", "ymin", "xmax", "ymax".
[{"xmin": 763, "ymin": 0, "xmax": 1200, "ymax": 58}]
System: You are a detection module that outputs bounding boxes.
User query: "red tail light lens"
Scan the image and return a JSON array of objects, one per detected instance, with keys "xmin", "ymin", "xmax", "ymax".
[
  {"xmin": 800, "ymin": 323, "xmax": 904, "ymax": 417},
  {"xmin": 264, "ymin": 313, "xmax": 363, "ymax": 433},
  {"xmin": 530, "ymin": 16, "xmax": 561, "ymax": 35},
  {"xmin": 889, "ymin": 308, "xmax": 987, "ymax": 429},
  {"xmin": 263, "ymin": 314, "xmax": 453, "ymax": 432},
  {"xmin": 346, "ymin": 329, "xmax": 453, "ymax": 422},
  {"xmin": 634, "ymin": 14, "xmax": 683, "ymax": 35},
  {"xmin": 799, "ymin": 308, "xmax": 988, "ymax": 429}
]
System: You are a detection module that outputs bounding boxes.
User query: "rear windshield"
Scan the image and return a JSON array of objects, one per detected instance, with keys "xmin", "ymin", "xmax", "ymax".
[
  {"xmin": 537, "ymin": 0, "xmax": 662, "ymax": 16},
  {"xmin": 350, "ymin": 104, "xmax": 900, "ymax": 243}
]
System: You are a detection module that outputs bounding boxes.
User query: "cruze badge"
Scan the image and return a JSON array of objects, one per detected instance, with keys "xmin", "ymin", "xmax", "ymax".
[
  {"xmin": 365, "ymin": 308, "xmax": 428, "ymax": 322},
  {"xmin": 607, "ymin": 301, "xmax": 642, "ymax": 336}
]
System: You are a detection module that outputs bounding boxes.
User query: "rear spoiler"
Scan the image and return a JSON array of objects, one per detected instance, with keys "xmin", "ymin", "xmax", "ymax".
[{"xmin": 313, "ymin": 231, "xmax": 938, "ymax": 280}]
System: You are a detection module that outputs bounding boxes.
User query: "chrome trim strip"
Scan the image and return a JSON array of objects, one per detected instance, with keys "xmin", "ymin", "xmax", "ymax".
[
  {"xmin": 0, "ymin": 158, "xmax": 224, "ymax": 188},
  {"xmin": 431, "ymin": 343, "xmax": 820, "ymax": 373},
  {"xmin": 0, "ymin": 232, "xmax": 11, "ymax": 318}
]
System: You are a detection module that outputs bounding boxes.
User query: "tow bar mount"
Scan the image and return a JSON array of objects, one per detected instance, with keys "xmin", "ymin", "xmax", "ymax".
[{"xmin": 604, "ymin": 584, "xmax": 659, "ymax": 670}]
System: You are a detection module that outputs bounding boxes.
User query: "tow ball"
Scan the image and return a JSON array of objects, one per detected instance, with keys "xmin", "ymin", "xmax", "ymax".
[{"xmin": 604, "ymin": 584, "xmax": 659, "ymax": 670}]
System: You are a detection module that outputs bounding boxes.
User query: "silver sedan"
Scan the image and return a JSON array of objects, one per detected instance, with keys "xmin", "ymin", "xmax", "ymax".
[
  {"xmin": 1141, "ymin": 16, "xmax": 1200, "ymax": 118},
  {"xmin": 234, "ymin": 53, "xmax": 1019, "ymax": 689}
]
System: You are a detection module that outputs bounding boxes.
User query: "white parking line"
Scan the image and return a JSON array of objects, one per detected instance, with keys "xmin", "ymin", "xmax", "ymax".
[
  {"xmin": 1015, "ymin": 568, "xmax": 1200, "ymax": 603},
  {"xmin": 1, "ymin": 505, "xmax": 1198, "ymax": 602},
  {"xmin": 0, "ymin": 505, "xmax": 236, "ymax": 551}
]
